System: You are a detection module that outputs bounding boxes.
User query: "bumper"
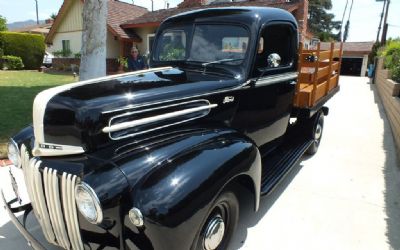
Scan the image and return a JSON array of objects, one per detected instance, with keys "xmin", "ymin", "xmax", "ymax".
[{"xmin": 1, "ymin": 189, "xmax": 46, "ymax": 250}]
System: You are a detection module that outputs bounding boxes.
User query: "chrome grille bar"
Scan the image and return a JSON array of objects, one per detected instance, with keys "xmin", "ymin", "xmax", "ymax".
[
  {"xmin": 62, "ymin": 173, "xmax": 83, "ymax": 250},
  {"xmin": 20, "ymin": 146, "xmax": 83, "ymax": 250}
]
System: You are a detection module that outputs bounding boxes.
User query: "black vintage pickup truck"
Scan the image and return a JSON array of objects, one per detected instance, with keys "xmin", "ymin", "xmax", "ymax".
[{"xmin": 3, "ymin": 7, "xmax": 342, "ymax": 250}]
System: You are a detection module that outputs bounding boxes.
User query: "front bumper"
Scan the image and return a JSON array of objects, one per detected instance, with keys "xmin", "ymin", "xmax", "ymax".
[{"xmin": 1, "ymin": 189, "xmax": 46, "ymax": 250}]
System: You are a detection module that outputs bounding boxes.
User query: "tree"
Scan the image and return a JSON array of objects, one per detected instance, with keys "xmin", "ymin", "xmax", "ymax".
[
  {"xmin": 0, "ymin": 15, "xmax": 7, "ymax": 31},
  {"xmin": 308, "ymin": 0, "xmax": 340, "ymax": 41},
  {"xmin": 50, "ymin": 13, "xmax": 57, "ymax": 20},
  {"xmin": 79, "ymin": 0, "xmax": 107, "ymax": 81}
]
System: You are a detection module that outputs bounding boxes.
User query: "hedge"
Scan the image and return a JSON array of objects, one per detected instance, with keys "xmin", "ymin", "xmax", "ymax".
[
  {"xmin": 382, "ymin": 40, "xmax": 400, "ymax": 83},
  {"xmin": 2, "ymin": 55, "xmax": 24, "ymax": 70},
  {"xmin": 0, "ymin": 32, "xmax": 45, "ymax": 69}
]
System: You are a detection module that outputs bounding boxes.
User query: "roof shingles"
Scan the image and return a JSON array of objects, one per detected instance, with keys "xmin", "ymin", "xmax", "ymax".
[{"xmin": 107, "ymin": 0, "xmax": 147, "ymax": 41}]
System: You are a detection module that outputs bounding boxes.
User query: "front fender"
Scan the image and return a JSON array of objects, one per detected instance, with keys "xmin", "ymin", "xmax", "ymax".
[{"xmin": 117, "ymin": 128, "xmax": 261, "ymax": 250}]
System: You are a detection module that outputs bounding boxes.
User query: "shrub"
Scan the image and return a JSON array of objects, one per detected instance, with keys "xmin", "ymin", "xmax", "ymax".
[
  {"xmin": 381, "ymin": 40, "xmax": 400, "ymax": 82},
  {"xmin": 53, "ymin": 49, "xmax": 72, "ymax": 58},
  {"xmin": 2, "ymin": 55, "xmax": 24, "ymax": 70},
  {"xmin": 0, "ymin": 32, "xmax": 45, "ymax": 69}
]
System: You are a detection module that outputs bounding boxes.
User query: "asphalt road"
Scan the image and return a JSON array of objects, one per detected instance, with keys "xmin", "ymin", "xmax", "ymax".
[{"xmin": 1, "ymin": 76, "xmax": 399, "ymax": 250}]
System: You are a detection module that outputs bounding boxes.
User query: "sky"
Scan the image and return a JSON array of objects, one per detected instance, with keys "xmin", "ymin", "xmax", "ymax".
[{"xmin": 0, "ymin": 0, "xmax": 399, "ymax": 42}]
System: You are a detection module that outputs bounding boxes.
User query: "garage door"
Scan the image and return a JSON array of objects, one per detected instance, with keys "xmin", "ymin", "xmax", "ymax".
[{"xmin": 340, "ymin": 57, "xmax": 363, "ymax": 76}]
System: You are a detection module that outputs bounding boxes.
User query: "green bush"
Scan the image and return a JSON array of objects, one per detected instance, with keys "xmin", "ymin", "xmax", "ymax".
[
  {"xmin": 0, "ymin": 32, "xmax": 45, "ymax": 69},
  {"xmin": 2, "ymin": 55, "xmax": 24, "ymax": 70},
  {"xmin": 381, "ymin": 40, "xmax": 400, "ymax": 82}
]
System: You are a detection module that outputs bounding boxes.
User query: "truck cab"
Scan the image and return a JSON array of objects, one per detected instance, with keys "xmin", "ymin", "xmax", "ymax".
[{"xmin": 3, "ymin": 7, "xmax": 341, "ymax": 250}]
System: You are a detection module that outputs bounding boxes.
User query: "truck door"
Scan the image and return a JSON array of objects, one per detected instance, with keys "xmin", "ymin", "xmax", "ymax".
[{"xmin": 241, "ymin": 23, "xmax": 297, "ymax": 148}]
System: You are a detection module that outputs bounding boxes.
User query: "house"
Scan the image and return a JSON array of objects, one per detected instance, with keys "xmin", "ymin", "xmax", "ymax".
[
  {"xmin": 321, "ymin": 42, "xmax": 374, "ymax": 77},
  {"xmin": 122, "ymin": 0, "xmax": 312, "ymax": 56},
  {"xmin": 45, "ymin": 0, "xmax": 147, "ymax": 71},
  {"xmin": 46, "ymin": 0, "xmax": 312, "ymax": 72},
  {"xmin": 10, "ymin": 20, "xmax": 53, "ymax": 36}
]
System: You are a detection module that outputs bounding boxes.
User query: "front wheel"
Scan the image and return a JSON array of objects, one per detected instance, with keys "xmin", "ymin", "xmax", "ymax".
[
  {"xmin": 193, "ymin": 189, "xmax": 239, "ymax": 250},
  {"xmin": 306, "ymin": 111, "xmax": 324, "ymax": 155}
]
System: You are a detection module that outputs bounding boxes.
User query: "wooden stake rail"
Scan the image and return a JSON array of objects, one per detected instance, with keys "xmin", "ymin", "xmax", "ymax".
[{"xmin": 294, "ymin": 42, "xmax": 343, "ymax": 108}]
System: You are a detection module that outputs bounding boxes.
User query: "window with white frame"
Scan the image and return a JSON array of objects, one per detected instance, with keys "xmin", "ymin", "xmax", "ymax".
[{"xmin": 147, "ymin": 34, "xmax": 155, "ymax": 54}]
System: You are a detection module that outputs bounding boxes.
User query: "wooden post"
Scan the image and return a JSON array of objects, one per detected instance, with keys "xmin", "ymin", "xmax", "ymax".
[
  {"xmin": 336, "ymin": 42, "xmax": 344, "ymax": 87},
  {"xmin": 310, "ymin": 43, "xmax": 320, "ymax": 107},
  {"xmin": 295, "ymin": 42, "xmax": 304, "ymax": 106},
  {"xmin": 326, "ymin": 42, "xmax": 335, "ymax": 94}
]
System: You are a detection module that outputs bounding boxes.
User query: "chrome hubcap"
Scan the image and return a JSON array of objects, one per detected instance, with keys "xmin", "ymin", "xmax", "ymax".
[
  {"xmin": 315, "ymin": 123, "xmax": 322, "ymax": 140},
  {"xmin": 203, "ymin": 215, "xmax": 225, "ymax": 250}
]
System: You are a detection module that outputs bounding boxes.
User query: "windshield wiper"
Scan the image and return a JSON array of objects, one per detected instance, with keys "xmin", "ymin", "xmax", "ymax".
[{"xmin": 201, "ymin": 58, "xmax": 244, "ymax": 74}]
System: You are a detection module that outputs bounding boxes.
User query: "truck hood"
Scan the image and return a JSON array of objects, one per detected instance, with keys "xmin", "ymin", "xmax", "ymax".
[{"xmin": 32, "ymin": 67, "xmax": 241, "ymax": 156}]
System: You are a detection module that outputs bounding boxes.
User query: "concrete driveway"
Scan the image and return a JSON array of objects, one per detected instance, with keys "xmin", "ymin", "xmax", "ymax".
[{"xmin": 1, "ymin": 76, "xmax": 400, "ymax": 250}]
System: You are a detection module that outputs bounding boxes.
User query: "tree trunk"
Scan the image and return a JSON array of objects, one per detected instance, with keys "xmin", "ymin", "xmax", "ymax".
[{"xmin": 79, "ymin": 0, "xmax": 107, "ymax": 81}]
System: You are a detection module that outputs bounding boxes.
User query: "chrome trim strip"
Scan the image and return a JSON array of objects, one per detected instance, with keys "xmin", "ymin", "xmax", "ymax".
[
  {"xmin": 103, "ymin": 103, "xmax": 218, "ymax": 134},
  {"xmin": 108, "ymin": 99, "xmax": 210, "ymax": 118},
  {"xmin": 254, "ymin": 72, "xmax": 299, "ymax": 87},
  {"xmin": 31, "ymin": 160, "xmax": 56, "ymax": 244},
  {"xmin": 70, "ymin": 174, "xmax": 83, "ymax": 249}
]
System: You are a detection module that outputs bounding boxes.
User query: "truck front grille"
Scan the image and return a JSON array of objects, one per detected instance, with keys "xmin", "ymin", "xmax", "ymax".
[{"xmin": 20, "ymin": 145, "xmax": 83, "ymax": 250}]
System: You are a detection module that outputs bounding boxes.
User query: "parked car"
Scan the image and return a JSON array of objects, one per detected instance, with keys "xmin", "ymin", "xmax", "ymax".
[
  {"xmin": 42, "ymin": 51, "xmax": 54, "ymax": 68},
  {"xmin": 4, "ymin": 7, "xmax": 342, "ymax": 250}
]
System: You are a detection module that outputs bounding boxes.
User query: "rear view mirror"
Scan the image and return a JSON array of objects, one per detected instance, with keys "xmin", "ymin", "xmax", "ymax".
[{"xmin": 267, "ymin": 53, "xmax": 281, "ymax": 68}]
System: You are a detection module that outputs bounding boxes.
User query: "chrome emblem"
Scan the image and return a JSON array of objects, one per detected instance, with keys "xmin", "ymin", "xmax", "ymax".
[{"xmin": 223, "ymin": 96, "xmax": 235, "ymax": 104}]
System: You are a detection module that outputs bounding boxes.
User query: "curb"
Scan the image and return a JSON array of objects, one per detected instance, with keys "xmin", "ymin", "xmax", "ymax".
[{"xmin": 0, "ymin": 159, "xmax": 12, "ymax": 167}]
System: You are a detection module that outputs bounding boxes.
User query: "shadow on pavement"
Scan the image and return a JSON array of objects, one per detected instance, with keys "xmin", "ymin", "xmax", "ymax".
[
  {"xmin": 229, "ymin": 162, "xmax": 304, "ymax": 250},
  {"xmin": 370, "ymin": 83, "xmax": 400, "ymax": 250}
]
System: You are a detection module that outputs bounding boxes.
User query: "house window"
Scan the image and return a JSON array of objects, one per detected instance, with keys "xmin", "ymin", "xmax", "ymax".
[
  {"xmin": 62, "ymin": 40, "xmax": 71, "ymax": 56},
  {"xmin": 147, "ymin": 34, "xmax": 155, "ymax": 54}
]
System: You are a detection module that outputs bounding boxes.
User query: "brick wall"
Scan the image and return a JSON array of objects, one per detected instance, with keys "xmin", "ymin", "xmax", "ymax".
[
  {"xmin": 375, "ymin": 58, "xmax": 400, "ymax": 156},
  {"xmin": 52, "ymin": 58, "xmax": 119, "ymax": 73}
]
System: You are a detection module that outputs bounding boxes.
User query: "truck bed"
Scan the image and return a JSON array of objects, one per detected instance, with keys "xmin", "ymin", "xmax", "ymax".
[{"xmin": 294, "ymin": 42, "xmax": 343, "ymax": 110}]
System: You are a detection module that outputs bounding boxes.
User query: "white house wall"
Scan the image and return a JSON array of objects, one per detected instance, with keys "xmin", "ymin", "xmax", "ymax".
[
  {"xmin": 58, "ymin": 0, "xmax": 84, "ymax": 32},
  {"xmin": 48, "ymin": 31, "xmax": 82, "ymax": 55},
  {"xmin": 107, "ymin": 33, "xmax": 120, "ymax": 58},
  {"xmin": 133, "ymin": 27, "xmax": 158, "ymax": 55},
  {"xmin": 49, "ymin": 31, "xmax": 120, "ymax": 58}
]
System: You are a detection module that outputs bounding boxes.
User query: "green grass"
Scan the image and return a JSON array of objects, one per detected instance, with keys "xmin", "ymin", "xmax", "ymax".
[{"xmin": 0, "ymin": 70, "xmax": 77, "ymax": 157}]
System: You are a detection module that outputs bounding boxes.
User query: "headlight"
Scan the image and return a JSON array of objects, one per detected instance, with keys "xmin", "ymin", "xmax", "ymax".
[
  {"xmin": 8, "ymin": 139, "xmax": 21, "ymax": 167},
  {"xmin": 75, "ymin": 182, "xmax": 103, "ymax": 224}
]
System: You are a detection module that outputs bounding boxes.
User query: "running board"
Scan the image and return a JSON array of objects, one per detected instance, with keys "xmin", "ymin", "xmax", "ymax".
[{"xmin": 260, "ymin": 138, "xmax": 313, "ymax": 195}]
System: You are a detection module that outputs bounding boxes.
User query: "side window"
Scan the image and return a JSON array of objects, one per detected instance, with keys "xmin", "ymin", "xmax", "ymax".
[
  {"xmin": 158, "ymin": 30, "xmax": 187, "ymax": 61},
  {"xmin": 252, "ymin": 24, "xmax": 295, "ymax": 76}
]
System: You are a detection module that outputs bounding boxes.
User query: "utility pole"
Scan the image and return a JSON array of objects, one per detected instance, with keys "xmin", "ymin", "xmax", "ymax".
[
  {"xmin": 151, "ymin": 0, "xmax": 154, "ymax": 11},
  {"xmin": 34, "ymin": 0, "xmax": 39, "ymax": 24},
  {"xmin": 381, "ymin": 0, "xmax": 390, "ymax": 44},
  {"xmin": 376, "ymin": 0, "xmax": 386, "ymax": 43}
]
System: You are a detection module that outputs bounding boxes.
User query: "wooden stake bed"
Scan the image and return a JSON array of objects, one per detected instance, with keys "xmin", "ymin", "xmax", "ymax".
[{"xmin": 294, "ymin": 42, "xmax": 343, "ymax": 109}]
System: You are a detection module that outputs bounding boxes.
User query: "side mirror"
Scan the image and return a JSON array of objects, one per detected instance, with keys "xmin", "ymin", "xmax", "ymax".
[{"xmin": 267, "ymin": 53, "xmax": 281, "ymax": 68}]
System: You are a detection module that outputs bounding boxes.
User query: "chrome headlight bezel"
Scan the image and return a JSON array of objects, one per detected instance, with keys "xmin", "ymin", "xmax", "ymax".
[
  {"xmin": 7, "ymin": 139, "xmax": 21, "ymax": 168},
  {"xmin": 75, "ymin": 182, "xmax": 103, "ymax": 224}
]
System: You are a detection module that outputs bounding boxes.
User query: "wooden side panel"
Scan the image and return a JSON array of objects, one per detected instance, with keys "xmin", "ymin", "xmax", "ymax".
[{"xmin": 294, "ymin": 41, "xmax": 342, "ymax": 109}]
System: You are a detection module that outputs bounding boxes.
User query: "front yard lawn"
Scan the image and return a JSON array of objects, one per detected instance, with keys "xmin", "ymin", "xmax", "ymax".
[{"xmin": 0, "ymin": 70, "xmax": 77, "ymax": 157}]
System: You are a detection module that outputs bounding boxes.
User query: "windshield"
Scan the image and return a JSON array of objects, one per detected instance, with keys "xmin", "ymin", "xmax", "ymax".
[{"xmin": 154, "ymin": 24, "xmax": 249, "ymax": 66}]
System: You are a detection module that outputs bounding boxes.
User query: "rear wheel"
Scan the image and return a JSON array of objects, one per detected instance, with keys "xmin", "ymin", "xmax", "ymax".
[
  {"xmin": 306, "ymin": 111, "xmax": 324, "ymax": 155},
  {"xmin": 193, "ymin": 189, "xmax": 239, "ymax": 250}
]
